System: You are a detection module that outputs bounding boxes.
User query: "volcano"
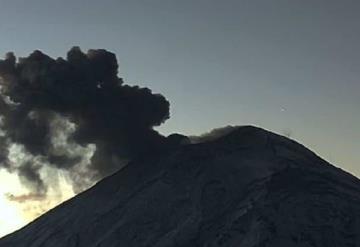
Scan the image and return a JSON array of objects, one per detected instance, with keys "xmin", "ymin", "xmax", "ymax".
[{"xmin": 1, "ymin": 126, "xmax": 359, "ymax": 247}]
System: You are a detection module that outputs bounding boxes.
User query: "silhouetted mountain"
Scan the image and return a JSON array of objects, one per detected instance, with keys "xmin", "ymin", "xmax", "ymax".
[{"xmin": 1, "ymin": 126, "xmax": 360, "ymax": 247}]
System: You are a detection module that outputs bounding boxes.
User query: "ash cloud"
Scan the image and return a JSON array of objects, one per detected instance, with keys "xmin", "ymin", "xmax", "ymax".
[{"xmin": 0, "ymin": 47, "xmax": 170, "ymax": 199}]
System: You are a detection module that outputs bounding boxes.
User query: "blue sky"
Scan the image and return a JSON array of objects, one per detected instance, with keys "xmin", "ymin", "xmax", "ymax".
[{"xmin": 0, "ymin": 0, "xmax": 359, "ymax": 175}]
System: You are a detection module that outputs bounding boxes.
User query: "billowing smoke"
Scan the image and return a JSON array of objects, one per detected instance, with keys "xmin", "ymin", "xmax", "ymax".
[{"xmin": 0, "ymin": 47, "xmax": 170, "ymax": 199}]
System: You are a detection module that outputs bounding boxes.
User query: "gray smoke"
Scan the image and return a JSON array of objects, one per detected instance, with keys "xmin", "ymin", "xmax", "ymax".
[
  {"xmin": 189, "ymin": 126, "xmax": 239, "ymax": 144},
  {"xmin": 0, "ymin": 47, "xmax": 171, "ymax": 200}
]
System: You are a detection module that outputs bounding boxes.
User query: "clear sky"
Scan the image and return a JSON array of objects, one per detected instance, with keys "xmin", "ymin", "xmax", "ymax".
[{"xmin": 0, "ymin": 0, "xmax": 359, "ymax": 237}]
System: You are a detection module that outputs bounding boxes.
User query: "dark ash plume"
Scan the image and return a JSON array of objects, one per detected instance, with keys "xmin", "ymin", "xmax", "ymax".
[
  {"xmin": 0, "ymin": 47, "xmax": 170, "ymax": 198},
  {"xmin": 17, "ymin": 161, "xmax": 46, "ymax": 195}
]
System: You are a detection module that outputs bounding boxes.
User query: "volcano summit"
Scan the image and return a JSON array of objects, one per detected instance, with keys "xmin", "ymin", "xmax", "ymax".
[{"xmin": 0, "ymin": 126, "xmax": 359, "ymax": 247}]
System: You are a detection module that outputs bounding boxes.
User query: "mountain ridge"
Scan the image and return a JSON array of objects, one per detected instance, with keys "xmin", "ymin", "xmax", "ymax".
[{"xmin": 1, "ymin": 125, "xmax": 360, "ymax": 247}]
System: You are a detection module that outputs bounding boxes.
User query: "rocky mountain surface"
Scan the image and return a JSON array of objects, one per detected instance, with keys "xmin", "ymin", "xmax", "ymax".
[{"xmin": 1, "ymin": 126, "xmax": 360, "ymax": 247}]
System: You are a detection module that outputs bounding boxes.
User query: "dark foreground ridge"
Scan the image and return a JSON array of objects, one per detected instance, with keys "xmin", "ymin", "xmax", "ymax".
[{"xmin": 1, "ymin": 126, "xmax": 360, "ymax": 247}]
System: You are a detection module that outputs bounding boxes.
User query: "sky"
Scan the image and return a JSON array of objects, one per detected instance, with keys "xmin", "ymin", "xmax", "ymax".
[{"xmin": 0, "ymin": 0, "xmax": 359, "ymax": 237}]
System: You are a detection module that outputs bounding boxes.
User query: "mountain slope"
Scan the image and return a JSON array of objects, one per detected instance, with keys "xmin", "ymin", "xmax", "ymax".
[{"xmin": 1, "ymin": 126, "xmax": 360, "ymax": 247}]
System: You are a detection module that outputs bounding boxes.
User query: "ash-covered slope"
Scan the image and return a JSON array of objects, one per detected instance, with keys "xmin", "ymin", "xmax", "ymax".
[{"xmin": 1, "ymin": 126, "xmax": 360, "ymax": 247}]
